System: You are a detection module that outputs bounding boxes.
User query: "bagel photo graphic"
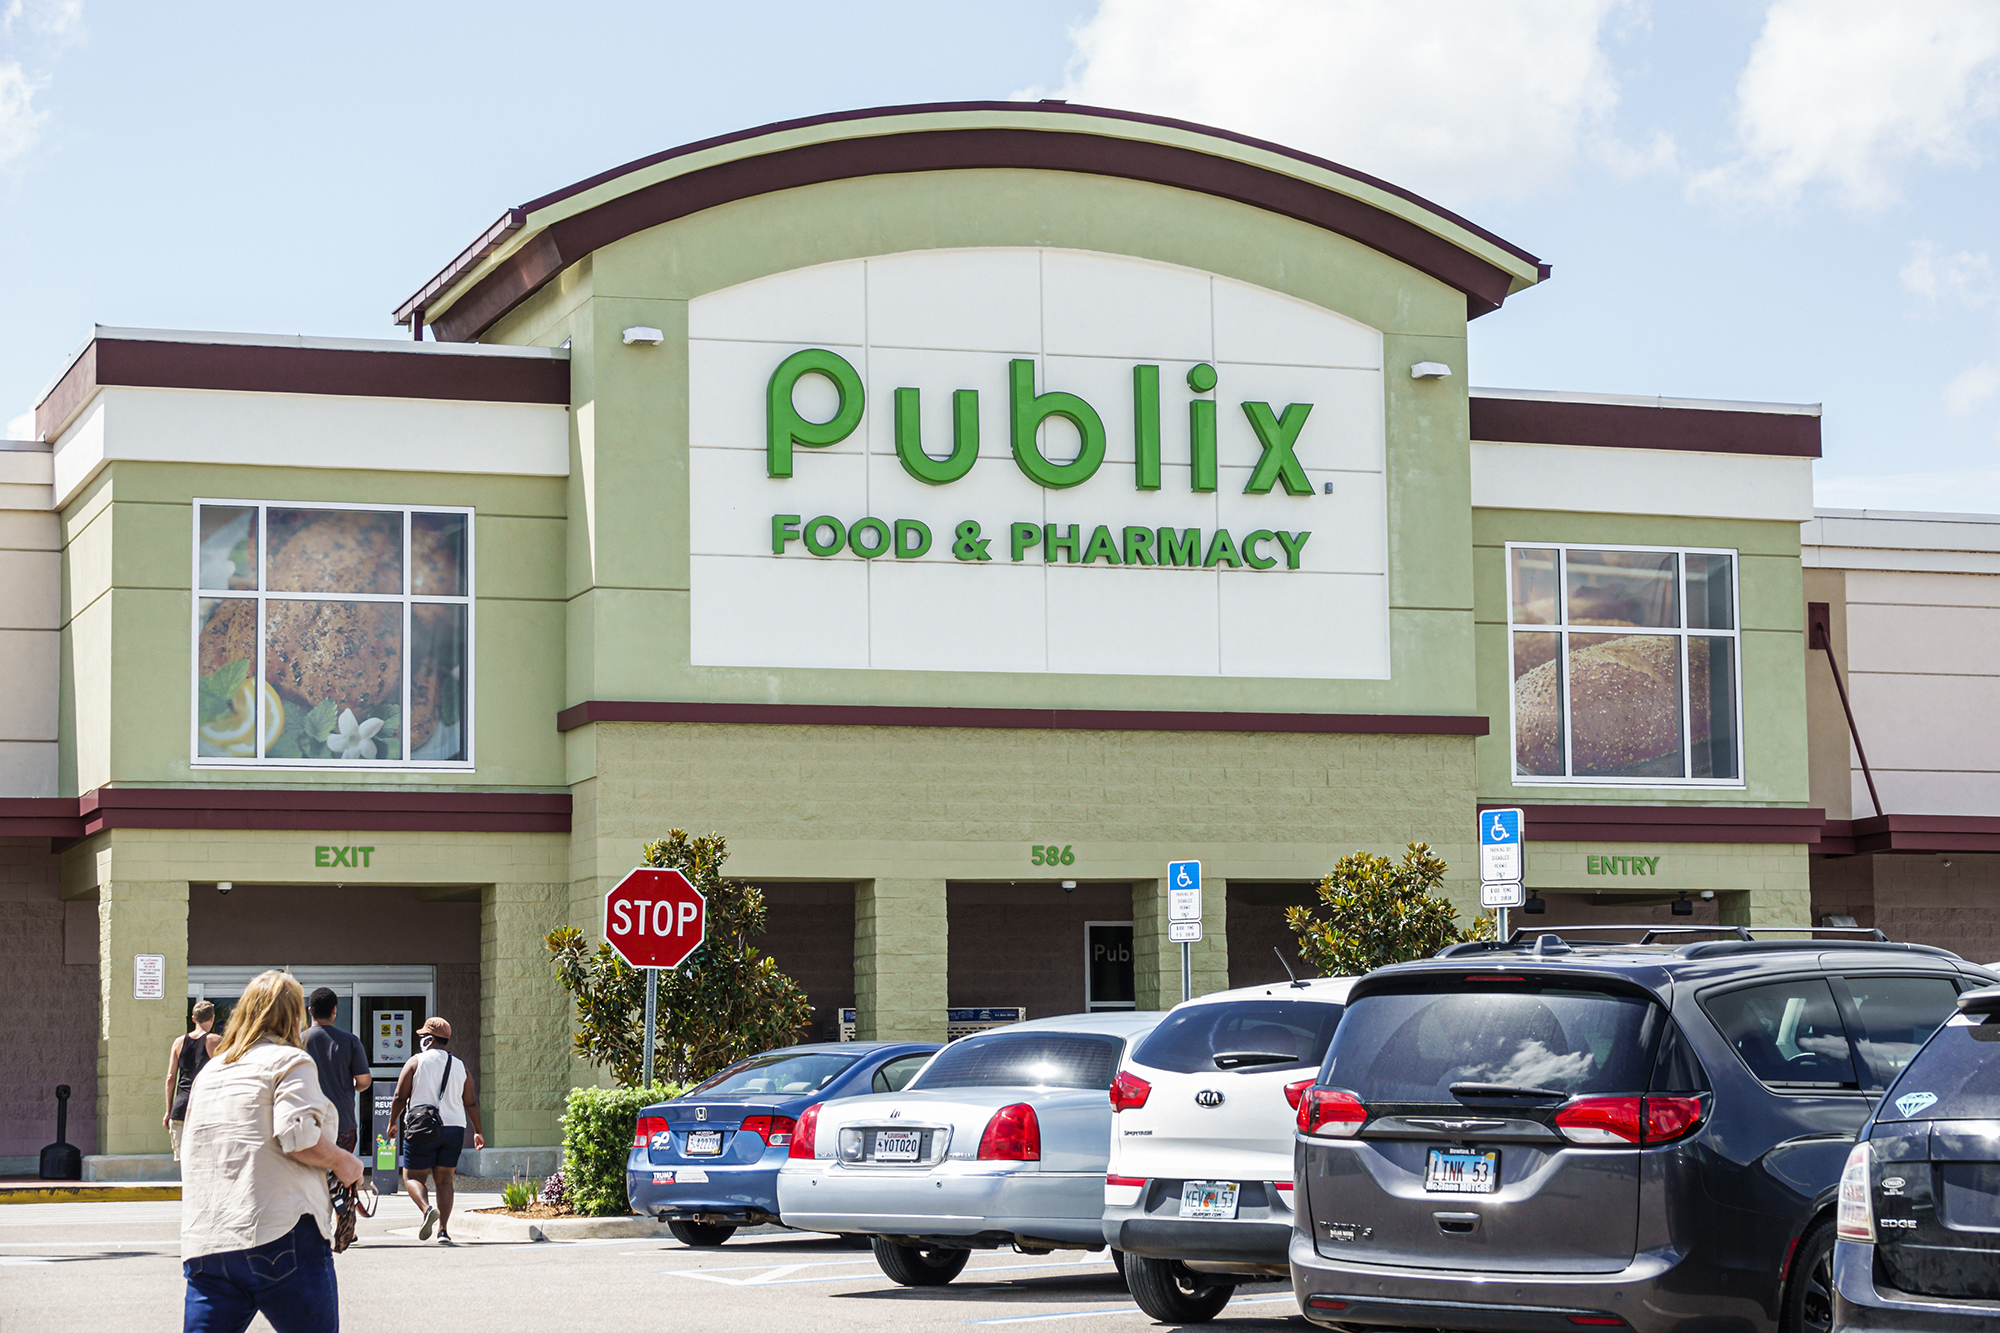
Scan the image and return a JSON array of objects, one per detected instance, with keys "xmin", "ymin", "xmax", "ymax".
[{"xmin": 196, "ymin": 507, "xmax": 467, "ymax": 761}]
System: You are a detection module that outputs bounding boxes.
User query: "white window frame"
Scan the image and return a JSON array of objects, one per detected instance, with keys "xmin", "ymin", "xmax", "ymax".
[
  {"xmin": 1504, "ymin": 541, "xmax": 1745, "ymax": 789},
  {"xmin": 190, "ymin": 499, "xmax": 475, "ymax": 771}
]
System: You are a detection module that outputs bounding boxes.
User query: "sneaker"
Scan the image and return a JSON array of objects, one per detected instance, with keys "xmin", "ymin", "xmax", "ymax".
[
  {"xmin": 437, "ymin": 1233, "xmax": 455, "ymax": 1246},
  {"xmin": 419, "ymin": 1207, "xmax": 439, "ymax": 1241}
]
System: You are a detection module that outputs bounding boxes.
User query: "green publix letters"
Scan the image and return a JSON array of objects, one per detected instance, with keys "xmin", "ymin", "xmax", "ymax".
[{"xmin": 764, "ymin": 349, "xmax": 1315, "ymax": 571}]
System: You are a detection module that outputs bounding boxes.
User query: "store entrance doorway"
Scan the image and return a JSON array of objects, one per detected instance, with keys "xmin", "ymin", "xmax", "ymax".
[{"xmin": 187, "ymin": 966, "xmax": 436, "ymax": 1172}]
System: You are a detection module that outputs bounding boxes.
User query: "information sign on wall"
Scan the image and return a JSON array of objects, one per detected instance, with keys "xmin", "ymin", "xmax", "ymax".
[
  {"xmin": 686, "ymin": 247, "xmax": 1390, "ymax": 680},
  {"xmin": 134, "ymin": 954, "xmax": 166, "ymax": 1000}
]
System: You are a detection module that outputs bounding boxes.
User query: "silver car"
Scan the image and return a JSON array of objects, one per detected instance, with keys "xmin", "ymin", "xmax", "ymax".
[{"xmin": 776, "ymin": 1011, "xmax": 1165, "ymax": 1285}]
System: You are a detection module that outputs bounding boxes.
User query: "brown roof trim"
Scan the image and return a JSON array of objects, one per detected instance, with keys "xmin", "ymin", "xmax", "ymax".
[
  {"xmin": 1819, "ymin": 815, "xmax": 2000, "ymax": 856},
  {"xmin": 1470, "ymin": 395, "xmax": 1822, "ymax": 459},
  {"xmin": 427, "ymin": 110, "xmax": 1546, "ymax": 342},
  {"xmin": 1480, "ymin": 803, "xmax": 1826, "ymax": 845},
  {"xmin": 555, "ymin": 699, "xmax": 1490, "ymax": 737},
  {"xmin": 36, "ymin": 336, "xmax": 570, "ymax": 441},
  {"xmin": 0, "ymin": 789, "xmax": 571, "ymax": 838}
]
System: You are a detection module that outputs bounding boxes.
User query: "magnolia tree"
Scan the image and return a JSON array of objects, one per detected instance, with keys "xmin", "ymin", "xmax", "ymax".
[
  {"xmin": 546, "ymin": 829, "xmax": 813, "ymax": 1087},
  {"xmin": 1286, "ymin": 842, "xmax": 1495, "ymax": 976}
]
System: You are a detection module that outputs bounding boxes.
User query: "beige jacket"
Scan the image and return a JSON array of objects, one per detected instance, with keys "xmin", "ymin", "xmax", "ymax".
[{"xmin": 179, "ymin": 1037, "xmax": 335, "ymax": 1260}]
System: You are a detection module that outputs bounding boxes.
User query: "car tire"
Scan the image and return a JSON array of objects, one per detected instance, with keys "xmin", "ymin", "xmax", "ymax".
[
  {"xmin": 871, "ymin": 1237, "xmax": 971, "ymax": 1286},
  {"xmin": 1781, "ymin": 1216, "xmax": 1836, "ymax": 1333},
  {"xmin": 1125, "ymin": 1254, "xmax": 1235, "ymax": 1323},
  {"xmin": 1109, "ymin": 1248, "xmax": 1129, "ymax": 1290},
  {"xmin": 668, "ymin": 1220, "xmax": 738, "ymax": 1247}
]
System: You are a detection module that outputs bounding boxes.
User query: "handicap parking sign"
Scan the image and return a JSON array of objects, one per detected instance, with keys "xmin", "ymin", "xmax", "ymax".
[{"xmin": 1479, "ymin": 809, "xmax": 1523, "ymax": 886}]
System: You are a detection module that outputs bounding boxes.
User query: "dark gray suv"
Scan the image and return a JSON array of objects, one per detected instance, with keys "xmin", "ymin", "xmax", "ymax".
[{"xmin": 1289, "ymin": 927, "xmax": 1995, "ymax": 1333}]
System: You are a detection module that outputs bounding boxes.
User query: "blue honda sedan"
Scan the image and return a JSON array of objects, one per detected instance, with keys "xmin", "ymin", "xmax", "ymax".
[{"xmin": 628, "ymin": 1041, "xmax": 940, "ymax": 1245}]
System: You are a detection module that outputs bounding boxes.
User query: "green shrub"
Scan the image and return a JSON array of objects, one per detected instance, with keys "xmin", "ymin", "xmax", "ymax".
[
  {"xmin": 501, "ymin": 1176, "xmax": 536, "ymax": 1210},
  {"xmin": 559, "ymin": 1081, "xmax": 683, "ymax": 1217}
]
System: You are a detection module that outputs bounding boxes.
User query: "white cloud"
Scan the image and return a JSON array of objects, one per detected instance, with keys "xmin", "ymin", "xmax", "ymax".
[
  {"xmin": 2, "ymin": 0, "xmax": 83, "ymax": 40},
  {"xmin": 1034, "ymin": 0, "xmax": 1646, "ymax": 206},
  {"xmin": 1902, "ymin": 240, "xmax": 1995, "ymax": 306},
  {"xmin": 0, "ymin": 61, "xmax": 45, "ymax": 168},
  {"xmin": 1693, "ymin": 0, "xmax": 2000, "ymax": 211},
  {"xmin": 1945, "ymin": 361, "xmax": 2000, "ymax": 417},
  {"xmin": 6, "ymin": 408, "xmax": 35, "ymax": 441}
]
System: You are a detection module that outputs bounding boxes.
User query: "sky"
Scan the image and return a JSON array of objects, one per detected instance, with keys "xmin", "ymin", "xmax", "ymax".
[{"xmin": 3, "ymin": 0, "xmax": 1997, "ymax": 511}]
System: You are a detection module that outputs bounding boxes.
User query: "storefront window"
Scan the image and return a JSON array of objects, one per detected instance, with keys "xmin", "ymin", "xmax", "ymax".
[
  {"xmin": 193, "ymin": 502, "xmax": 472, "ymax": 767},
  {"xmin": 1507, "ymin": 544, "xmax": 1740, "ymax": 785}
]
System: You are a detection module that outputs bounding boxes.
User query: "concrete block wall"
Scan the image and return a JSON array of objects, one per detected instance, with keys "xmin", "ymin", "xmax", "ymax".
[
  {"xmin": 96, "ymin": 878, "xmax": 189, "ymax": 1155},
  {"xmin": 855, "ymin": 879, "xmax": 947, "ymax": 1041},
  {"xmin": 1811, "ymin": 853, "xmax": 2000, "ymax": 965},
  {"xmin": 0, "ymin": 840, "xmax": 97, "ymax": 1159},
  {"xmin": 480, "ymin": 881, "xmax": 572, "ymax": 1147},
  {"xmin": 0, "ymin": 444, "xmax": 58, "ymax": 797}
]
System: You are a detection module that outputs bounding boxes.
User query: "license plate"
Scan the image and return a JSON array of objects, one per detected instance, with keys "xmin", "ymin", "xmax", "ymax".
[
  {"xmin": 1425, "ymin": 1147, "xmax": 1499, "ymax": 1194},
  {"xmin": 1179, "ymin": 1180, "xmax": 1240, "ymax": 1220},
  {"xmin": 684, "ymin": 1130, "xmax": 723, "ymax": 1156},
  {"xmin": 874, "ymin": 1130, "xmax": 921, "ymax": 1163}
]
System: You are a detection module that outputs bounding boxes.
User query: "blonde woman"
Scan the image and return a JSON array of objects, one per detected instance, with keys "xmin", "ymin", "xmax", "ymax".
[{"xmin": 180, "ymin": 969, "xmax": 363, "ymax": 1333}]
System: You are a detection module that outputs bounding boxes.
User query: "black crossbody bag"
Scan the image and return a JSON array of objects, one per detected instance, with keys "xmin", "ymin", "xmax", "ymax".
[{"xmin": 403, "ymin": 1050, "xmax": 456, "ymax": 1150}]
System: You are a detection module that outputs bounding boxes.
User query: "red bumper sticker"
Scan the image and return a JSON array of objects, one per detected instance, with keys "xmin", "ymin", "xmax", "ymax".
[{"xmin": 652, "ymin": 1172, "xmax": 675, "ymax": 1184}]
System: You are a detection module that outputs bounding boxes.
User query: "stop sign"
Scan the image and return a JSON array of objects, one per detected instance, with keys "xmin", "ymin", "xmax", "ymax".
[{"xmin": 603, "ymin": 868, "xmax": 707, "ymax": 970}]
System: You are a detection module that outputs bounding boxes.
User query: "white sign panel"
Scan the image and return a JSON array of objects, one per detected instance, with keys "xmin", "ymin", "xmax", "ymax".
[
  {"xmin": 686, "ymin": 248, "xmax": 1389, "ymax": 680},
  {"xmin": 1479, "ymin": 807, "xmax": 1524, "ymax": 885},
  {"xmin": 1169, "ymin": 920, "xmax": 1203, "ymax": 943},
  {"xmin": 374, "ymin": 1010, "xmax": 411, "ymax": 1065},
  {"xmin": 133, "ymin": 954, "xmax": 166, "ymax": 1000},
  {"xmin": 1481, "ymin": 881, "xmax": 1525, "ymax": 909}
]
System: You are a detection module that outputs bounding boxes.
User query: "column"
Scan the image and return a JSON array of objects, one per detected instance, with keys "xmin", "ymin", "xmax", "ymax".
[
  {"xmin": 854, "ymin": 878, "xmax": 947, "ymax": 1041},
  {"xmin": 97, "ymin": 878, "xmax": 188, "ymax": 1156},
  {"xmin": 1133, "ymin": 875, "xmax": 1231, "ymax": 1010},
  {"xmin": 481, "ymin": 881, "xmax": 572, "ymax": 1149}
]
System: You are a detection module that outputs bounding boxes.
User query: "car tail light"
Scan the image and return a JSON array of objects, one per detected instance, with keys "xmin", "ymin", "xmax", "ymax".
[
  {"xmin": 978, "ymin": 1103, "xmax": 1042, "ymax": 1161},
  {"xmin": 1110, "ymin": 1072, "xmax": 1151, "ymax": 1112},
  {"xmin": 1836, "ymin": 1142, "xmax": 1875, "ymax": 1242},
  {"xmin": 741, "ymin": 1115, "xmax": 797, "ymax": 1147},
  {"xmin": 1284, "ymin": 1078, "xmax": 1313, "ymax": 1110},
  {"xmin": 1554, "ymin": 1096, "xmax": 1643, "ymax": 1145},
  {"xmin": 1106, "ymin": 1174, "xmax": 1146, "ymax": 1188},
  {"xmin": 1297, "ymin": 1088, "xmax": 1367, "ymax": 1137},
  {"xmin": 633, "ymin": 1115, "xmax": 667, "ymax": 1149},
  {"xmin": 1554, "ymin": 1095, "xmax": 1707, "ymax": 1147},
  {"xmin": 788, "ymin": 1104, "xmax": 821, "ymax": 1160},
  {"xmin": 1643, "ymin": 1095, "xmax": 1706, "ymax": 1144}
]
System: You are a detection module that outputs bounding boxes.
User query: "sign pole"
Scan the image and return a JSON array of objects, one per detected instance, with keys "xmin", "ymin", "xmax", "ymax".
[
  {"xmin": 1495, "ymin": 905, "xmax": 1510, "ymax": 943},
  {"xmin": 642, "ymin": 966, "xmax": 658, "ymax": 1088},
  {"xmin": 1181, "ymin": 941, "xmax": 1192, "ymax": 1004}
]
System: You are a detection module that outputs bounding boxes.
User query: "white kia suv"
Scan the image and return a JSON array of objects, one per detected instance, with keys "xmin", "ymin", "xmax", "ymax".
[{"xmin": 1103, "ymin": 975, "xmax": 1354, "ymax": 1322}]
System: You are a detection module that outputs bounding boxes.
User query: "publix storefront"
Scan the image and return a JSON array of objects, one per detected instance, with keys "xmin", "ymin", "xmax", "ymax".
[{"xmin": 0, "ymin": 103, "xmax": 1821, "ymax": 1174}]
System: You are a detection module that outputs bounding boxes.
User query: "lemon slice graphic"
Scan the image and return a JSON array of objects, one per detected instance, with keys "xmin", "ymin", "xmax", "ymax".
[{"xmin": 199, "ymin": 678, "xmax": 284, "ymax": 757}]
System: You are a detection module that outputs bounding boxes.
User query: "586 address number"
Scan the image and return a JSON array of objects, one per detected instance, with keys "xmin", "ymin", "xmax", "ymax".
[{"xmin": 1031, "ymin": 845, "xmax": 1076, "ymax": 866}]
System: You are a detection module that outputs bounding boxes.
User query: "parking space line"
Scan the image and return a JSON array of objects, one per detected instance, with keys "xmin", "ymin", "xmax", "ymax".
[
  {"xmin": 966, "ymin": 1295, "xmax": 1296, "ymax": 1324},
  {"xmin": 659, "ymin": 1256, "xmax": 1114, "ymax": 1287}
]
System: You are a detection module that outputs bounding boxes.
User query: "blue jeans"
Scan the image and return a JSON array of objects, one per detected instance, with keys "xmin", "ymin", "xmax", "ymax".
[{"xmin": 184, "ymin": 1213, "xmax": 338, "ymax": 1333}]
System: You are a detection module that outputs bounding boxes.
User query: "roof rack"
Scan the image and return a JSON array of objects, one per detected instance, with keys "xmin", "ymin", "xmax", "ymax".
[{"xmin": 1499, "ymin": 924, "xmax": 1889, "ymax": 945}]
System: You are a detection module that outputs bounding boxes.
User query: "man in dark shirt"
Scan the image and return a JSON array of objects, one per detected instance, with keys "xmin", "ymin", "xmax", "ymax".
[{"xmin": 303, "ymin": 987, "xmax": 372, "ymax": 1153}]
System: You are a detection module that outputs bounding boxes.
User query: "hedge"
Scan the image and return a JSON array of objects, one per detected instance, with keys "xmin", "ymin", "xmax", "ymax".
[{"xmin": 560, "ymin": 1082, "xmax": 683, "ymax": 1217}]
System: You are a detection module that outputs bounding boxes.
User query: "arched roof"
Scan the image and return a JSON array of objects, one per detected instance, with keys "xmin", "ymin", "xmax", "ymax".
[{"xmin": 396, "ymin": 101, "xmax": 1549, "ymax": 343}]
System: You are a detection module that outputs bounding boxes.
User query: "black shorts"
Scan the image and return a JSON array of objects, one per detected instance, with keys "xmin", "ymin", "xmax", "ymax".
[{"xmin": 402, "ymin": 1125, "xmax": 465, "ymax": 1172}]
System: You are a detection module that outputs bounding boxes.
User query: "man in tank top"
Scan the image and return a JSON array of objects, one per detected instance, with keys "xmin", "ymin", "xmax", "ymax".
[
  {"xmin": 387, "ymin": 1016, "xmax": 485, "ymax": 1244},
  {"xmin": 162, "ymin": 1000, "xmax": 222, "ymax": 1159}
]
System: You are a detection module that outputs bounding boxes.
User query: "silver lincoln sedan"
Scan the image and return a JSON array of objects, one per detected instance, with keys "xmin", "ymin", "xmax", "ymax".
[{"xmin": 775, "ymin": 1011, "xmax": 1165, "ymax": 1285}]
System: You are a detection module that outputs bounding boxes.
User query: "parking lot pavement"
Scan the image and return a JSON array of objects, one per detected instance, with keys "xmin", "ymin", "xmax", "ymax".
[{"xmin": 0, "ymin": 1196, "xmax": 1305, "ymax": 1331}]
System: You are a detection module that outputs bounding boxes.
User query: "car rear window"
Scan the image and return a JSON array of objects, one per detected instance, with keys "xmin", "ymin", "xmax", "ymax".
[
  {"xmin": 1879, "ymin": 1010, "xmax": 2000, "ymax": 1121},
  {"xmin": 1131, "ymin": 999, "xmax": 1344, "ymax": 1074},
  {"xmin": 688, "ymin": 1052, "xmax": 859, "ymax": 1096},
  {"xmin": 1321, "ymin": 983, "xmax": 1661, "ymax": 1102},
  {"xmin": 910, "ymin": 1033, "xmax": 1124, "ymax": 1091}
]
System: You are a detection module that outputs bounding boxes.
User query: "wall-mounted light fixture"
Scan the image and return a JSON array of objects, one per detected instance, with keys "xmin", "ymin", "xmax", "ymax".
[
  {"xmin": 1522, "ymin": 891, "xmax": 1546, "ymax": 915},
  {"xmin": 1672, "ymin": 892, "xmax": 1693, "ymax": 916},
  {"xmin": 622, "ymin": 327, "xmax": 664, "ymax": 345},
  {"xmin": 217, "ymin": 881, "xmax": 232, "ymax": 896},
  {"xmin": 1410, "ymin": 362, "xmax": 1451, "ymax": 379}
]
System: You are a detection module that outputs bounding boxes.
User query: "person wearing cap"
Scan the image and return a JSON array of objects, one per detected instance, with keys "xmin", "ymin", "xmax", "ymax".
[{"xmin": 386, "ymin": 1016, "xmax": 484, "ymax": 1244}]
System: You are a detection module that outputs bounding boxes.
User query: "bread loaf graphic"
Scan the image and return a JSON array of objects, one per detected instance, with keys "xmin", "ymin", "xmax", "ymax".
[{"xmin": 1514, "ymin": 635, "xmax": 1710, "ymax": 777}]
